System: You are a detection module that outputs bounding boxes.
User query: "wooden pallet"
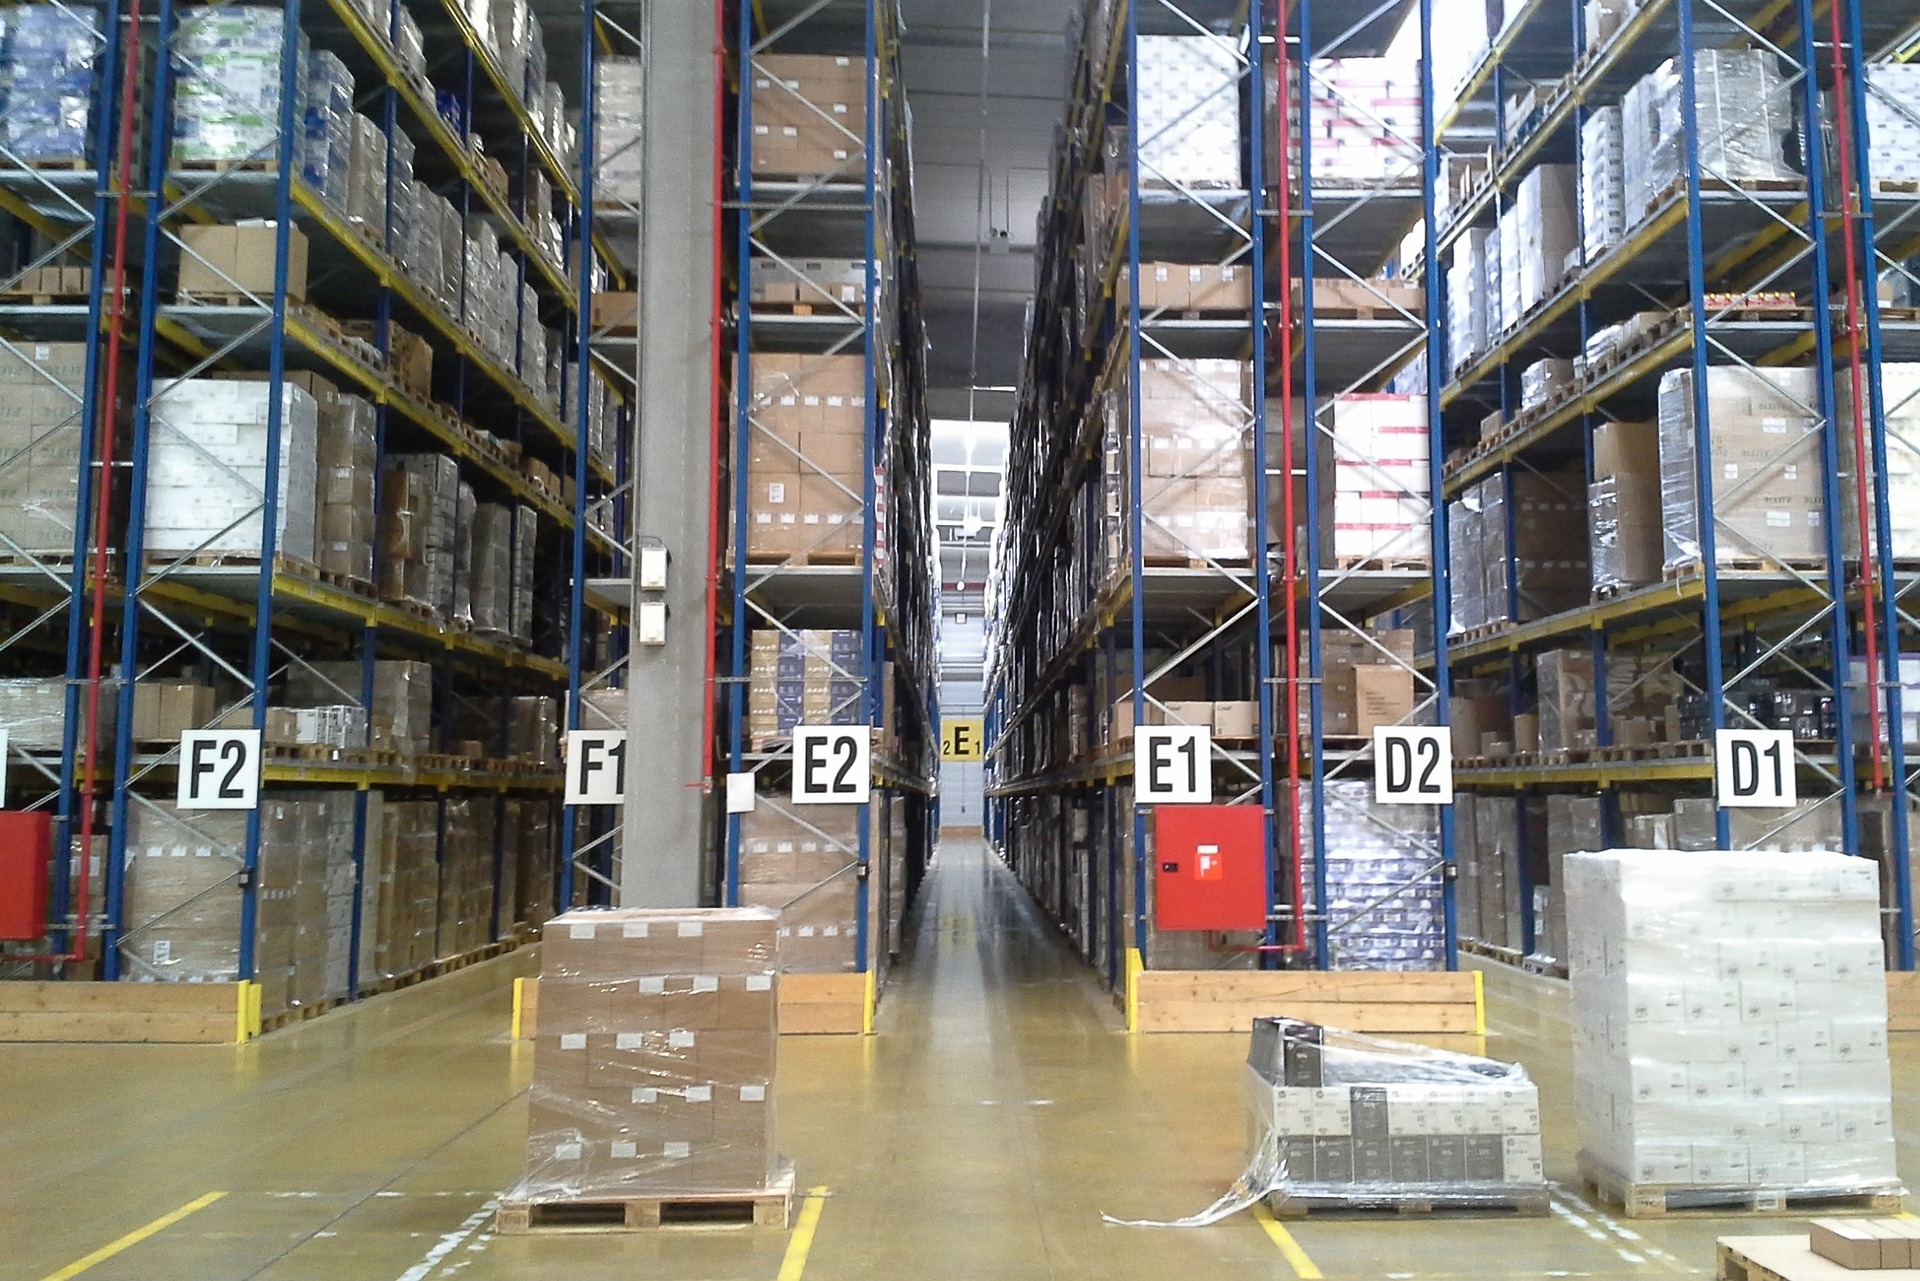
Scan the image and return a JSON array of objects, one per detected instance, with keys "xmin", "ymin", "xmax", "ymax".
[
  {"xmin": 1130, "ymin": 969, "xmax": 1481, "ymax": 1035},
  {"xmin": 753, "ymin": 300, "xmax": 862, "ymax": 317},
  {"xmin": 743, "ymin": 549, "xmax": 862, "ymax": 566},
  {"xmin": 0, "ymin": 291, "xmax": 90, "ymax": 306},
  {"xmin": 1870, "ymin": 179, "xmax": 1920, "ymax": 196},
  {"xmin": 1331, "ymin": 555, "xmax": 1430, "ymax": 573},
  {"xmin": 1266, "ymin": 1187, "xmax": 1549, "ymax": 1219},
  {"xmin": 1140, "ymin": 553, "xmax": 1253, "ymax": 570},
  {"xmin": 496, "ymin": 1168, "xmax": 795, "ymax": 1234},
  {"xmin": 1578, "ymin": 1152, "xmax": 1902, "ymax": 1220},
  {"xmin": 175, "ymin": 156, "xmax": 276, "ymax": 172},
  {"xmin": 1665, "ymin": 556, "xmax": 1825, "ymax": 580},
  {"xmin": 259, "ymin": 996, "xmax": 341, "ymax": 1034}
]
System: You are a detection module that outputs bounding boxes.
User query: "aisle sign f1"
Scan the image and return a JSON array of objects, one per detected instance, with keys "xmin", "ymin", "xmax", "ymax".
[
  {"xmin": 793, "ymin": 726, "xmax": 871, "ymax": 805},
  {"xmin": 566, "ymin": 731, "xmax": 627, "ymax": 805},
  {"xmin": 1716, "ymin": 729, "xmax": 1796, "ymax": 808},
  {"xmin": 1373, "ymin": 727, "xmax": 1453, "ymax": 805},
  {"xmin": 1136, "ymin": 725, "xmax": 1211, "ymax": 804},
  {"xmin": 178, "ymin": 730, "xmax": 261, "ymax": 810}
]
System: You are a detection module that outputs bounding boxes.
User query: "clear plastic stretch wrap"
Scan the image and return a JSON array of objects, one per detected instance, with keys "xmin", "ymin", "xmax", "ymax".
[
  {"xmin": 1580, "ymin": 106, "xmax": 1627, "ymax": 262},
  {"xmin": 301, "ymin": 49, "xmax": 353, "ymax": 210},
  {"xmin": 172, "ymin": 7, "xmax": 307, "ymax": 166},
  {"xmin": 3, "ymin": 3, "xmax": 101, "ymax": 163},
  {"xmin": 1839, "ymin": 363, "xmax": 1920, "ymax": 560},
  {"xmin": 1622, "ymin": 50, "xmax": 1794, "ymax": 217},
  {"xmin": 1303, "ymin": 779, "xmax": 1444, "ymax": 971},
  {"xmin": 1656, "ymin": 366, "xmax": 1823, "ymax": 573},
  {"xmin": 146, "ymin": 378, "xmax": 319, "ymax": 563},
  {"xmin": 1247, "ymin": 1019, "xmax": 1546, "ymax": 1208},
  {"xmin": 1568, "ymin": 849, "xmax": 1902, "ymax": 1198},
  {"xmin": 1135, "ymin": 35, "xmax": 1240, "ymax": 189},
  {"xmin": 512, "ymin": 908, "xmax": 782, "ymax": 1200}
]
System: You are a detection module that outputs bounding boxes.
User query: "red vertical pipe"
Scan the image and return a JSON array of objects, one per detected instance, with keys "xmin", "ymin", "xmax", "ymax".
[{"xmin": 1274, "ymin": 37, "xmax": 1308, "ymax": 953}]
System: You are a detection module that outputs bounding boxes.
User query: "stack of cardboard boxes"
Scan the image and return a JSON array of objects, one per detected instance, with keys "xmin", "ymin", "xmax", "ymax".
[
  {"xmin": 1447, "ymin": 465, "xmax": 1589, "ymax": 634},
  {"xmin": 749, "ymin": 53, "xmax": 865, "ymax": 179},
  {"xmin": 1840, "ymin": 364, "xmax": 1920, "ymax": 560},
  {"xmin": 3, "ymin": 4, "xmax": 100, "ymax": 162},
  {"xmin": 595, "ymin": 56, "xmax": 645, "ymax": 204},
  {"xmin": 1277, "ymin": 57, "xmax": 1422, "ymax": 185},
  {"xmin": 1657, "ymin": 366, "xmax": 1826, "ymax": 572},
  {"xmin": 1588, "ymin": 419, "xmax": 1663, "ymax": 595},
  {"xmin": 744, "ymin": 354, "xmax": 867, "ymax": 562},
  {"xmin": 748, "ymin": 257, "xmax": 866, "ymax": 310},
  {"xmin": 1579, "ymin": 107, "xmax": 1628, "ymax": 263},
  {"xmin": 1622, "ymin": 50, "xmax": 1795, "ymax": 218},
  {"xmin": 737, "ymin": 807, "xmax": 859, "ymax": 973},
  {"xmin": 519, "ymin": 908, "xmax": 780, "ymax": 1198},
  {"xmin": 1123, "ymin": 261, "xmax": 1253, "ymax": 313},
  {"xmin": 1312, "ymin": 628, "xmax": 1416, "ymax": 738},
  {"xmin": 1137, "ymin": 359, "xmax": 1250, "ymax": 563},
  {"xmin": 1569, "ymin": 849, "xmax": 1899, "ymax": 1196},
  {"xmin": 145, "ymin": 379, "xmax": 320, "ymax": 564},
  {"xmin": 0, "ymin": 341, "xmax": 89, "ymax": 558},
  {"xmin": 1297, "ymin": 779, "xmax": 1444, "ymax": 970},
  {"xmin": 746, "ymin": 629, "xmax": 865, "ymax": 746},
  {"xmin": 1257, "ymin": 395, "xmax": 1431, "ymax": 569}
]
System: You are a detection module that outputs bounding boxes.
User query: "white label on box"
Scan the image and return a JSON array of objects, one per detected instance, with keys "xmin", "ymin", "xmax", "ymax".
[
  {"xmin": 632, "ymin": 1088, "xmax": 658, "ymax": 1104},
  {"xmin": 741, "ymin": 1084, "xmax": 767, "ymax": 1102},
  {"xmin": 693, "ymin": 976, "xmax": 719, "ymax": 993},
  {"xmin": 153, "ymin": 940, "xmax": 172, "ymax": 964},
  {"xmin": 559, "ymin": 1033, "xmax": 586, "ymax": 1050},
  {"xmin": 669, "ymin": 1030, "xmax": 696, "ymax": 1049},
  {"xmin": 665, "ymin": 1142, "xmax": 691, "ymax": 1159},
  {"xmin": 678, "ymin": 921, "xmax": 704, "ymax": 938},
  {"xmin": 569, "ymin": 923, "xmax": 596, "ymax": 940},
  {"xmin": 610, "ymin": 1141, "xmax": 637, "ymax": 1159},
  {"xmin": 640, "ymin": 977, "xmax": 665, "ymax": 995},
  {"xmin": 686, "ymin": 1086, "xmax": 712, "ymax": 1103},
  {"xmin": 554, "ymin": 1142, "xmax": 583, "ymax": 1162},
  {"xmin": 616, "ymin": 1032, "xmax": 645, "ymax": 1050},
  {"xmin": 622, "ymin": 922, "xmax": 649, "ymax": 939},
  {"xmin": 746, "ymin": 975, "xmax": 772, "ymax": 991}
]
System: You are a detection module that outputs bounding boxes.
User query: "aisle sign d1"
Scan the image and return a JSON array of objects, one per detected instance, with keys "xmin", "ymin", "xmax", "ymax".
[
  {"xmin": 177, "ymin": 730, "xmax": 261, "ymax": 810},
  {"xmin": 1715, "ymin": 728, "xmax": 1796, "ymax": 808},
  {"xmin": 793, "ymin": 726, "xmax": 871, "ymax": 805},
  {"xmin": 565, "ymin": 731, "xmax": 628, "ymax": 805},
  {"xmin": 1373, "ymin": 727, "xmax": 1454, "ymax": 805},
  {"xmin": 1136, "ymin": 725, "xmax": 1211, "ymax": 804}
]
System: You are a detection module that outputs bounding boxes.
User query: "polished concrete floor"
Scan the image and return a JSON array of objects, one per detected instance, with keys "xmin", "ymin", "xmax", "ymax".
[{"xmin": 4, "ymin": 838, "xmax": 1916, "ymax": 1280}]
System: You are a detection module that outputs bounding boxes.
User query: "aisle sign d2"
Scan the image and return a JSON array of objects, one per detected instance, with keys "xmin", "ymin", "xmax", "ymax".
[
  {"xmin": 1136, "ymin": 725, "xmax": 1211, "ymax": 804},
  {"xmin": 566, "ymin": 731, "xmax": 628, "ymax": 805},
  {"xmin": 1373, "ymin": 727, "xmax": 1454, "ymax": 805},
  {"xmin": 1715, "ymin": 729, "xmax": 1796, "ymax": 808},
  {"xmin": 793, "ymin": 725, "xmax": 871, "ymax": 805},
  {"xmin": 177, "ymin": 730, "xmax": 261, "ymax": 810}
]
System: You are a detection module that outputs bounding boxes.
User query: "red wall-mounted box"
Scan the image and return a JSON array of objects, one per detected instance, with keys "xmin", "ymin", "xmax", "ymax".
[
  {"xmin": 0, "ymin": 810, "xmax": 51, "ymax": 941},
  {"xmin": 1152, "ymin": 805, "xmax": 1268, "ymax": 932}
]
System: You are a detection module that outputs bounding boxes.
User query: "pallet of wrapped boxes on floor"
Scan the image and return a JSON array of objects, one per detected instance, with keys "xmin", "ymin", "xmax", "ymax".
[
  {"xmin": 500, "ymin": 908, "xmax": 791, "ymax": 1232},
  {"xmin": 735, "ymin": 797, "xmax": 908, "ymax": 990},
  {"xmin": 1248, "ymin": 1017, "xmax": 1547, "ymax": 1215},
  {"xmin": 1568, "ymin": 849, "xmax": 1902, "ymax": 1217}
]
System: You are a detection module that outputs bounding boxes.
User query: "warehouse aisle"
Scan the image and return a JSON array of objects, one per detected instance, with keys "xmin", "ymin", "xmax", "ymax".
[{"xmin": 6, "ymin": 842, "xmax": 1917, "ymax": 1280}]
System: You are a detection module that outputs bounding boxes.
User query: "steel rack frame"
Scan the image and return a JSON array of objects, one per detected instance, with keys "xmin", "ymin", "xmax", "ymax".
[
  {"xmin": 0, "ymin": 0, "xmax": 127, "ymax": 969},
  {"xmin": 722, "ymin": 0, "xmax": 938, "ymax": 996},
  {"xmin": 1428, "ymin": 0, "xmax": 1920, "ymax": 967},
  {"xmin": 96, "ymin": 0, "xmax": 596, "ymax": 1000}
]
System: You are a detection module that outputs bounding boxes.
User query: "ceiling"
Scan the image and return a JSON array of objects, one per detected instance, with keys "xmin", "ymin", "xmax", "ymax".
[{"xmin": 899, "ymin": 0, "xmax": 1067, "ymax": 425}]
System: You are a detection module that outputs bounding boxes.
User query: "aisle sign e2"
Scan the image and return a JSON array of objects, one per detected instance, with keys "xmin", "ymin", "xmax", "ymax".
[
  {"xmin": 1373, "ymin": 727, "xmax": 1453, "ymax": 805},
  {"xmin": 1715, "ymin": 728, "xmax": 1796, "ymax": 808},
  {"xmin": 793, "ymin": 726, "xmax": 871, "ymax": 805},
  {"xmin": 177, "ymin": 730, "xmax": 261, "ymax": 810},
  {"xmin": 1136, "ymin": 725, "xmax": 1211, "ymax": 804},
  {"xmin": 565, "ymin": 730, "xmax": 628, "ymax": 805}
]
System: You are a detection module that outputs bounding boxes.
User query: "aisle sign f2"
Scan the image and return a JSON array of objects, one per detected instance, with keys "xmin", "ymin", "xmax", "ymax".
[
  {"xmin": 1373, "ymin": 727, "xmax": 1453, "ymax": 805},
  {"xmin": 178, "ymin": 730, "xmax": 261, "ymax": 810},
  {"xmin": 1716, "ymin": 728, "xmax": 1795, "ymax": 808},
  {"xmin": 793, "ymin": 726, "xmax": 871, "ymax": 805},
  {"xmin": 566, "ymin": 731, "xmax": 627, "ymax": 805},
  {"xmin": 1136, "ymin": 725, "xmax": 1211, "ymax": 804}
]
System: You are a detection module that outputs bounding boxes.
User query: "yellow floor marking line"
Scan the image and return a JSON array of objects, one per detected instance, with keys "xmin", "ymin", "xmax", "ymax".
[
  {"xmin": 777, "ymin": 1185, "xmax": 830, "ymax": 1281},
  {"xmin": 1252, "ymin": 1201, "xmax": 1324, "ymax": 1280},
  {"xmin": 39, "ymin": 1191, "xmax": 226, "ymax": 1281}
]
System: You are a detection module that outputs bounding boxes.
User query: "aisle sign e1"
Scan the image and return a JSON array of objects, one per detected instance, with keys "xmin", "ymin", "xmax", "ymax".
[
  {"xmin": 1136, "ymin": 725, "xmax": 1211, "ymax": 804},
  {"xmin": 565, "ymin": 730, "xmax": 628, "ymax": 805},
  {"xmin": 1373, "ymin": 727, "xmax": 1454, "ymax": 805},
  {"xmin": 177, "ymin": 730, "xmax": 261, "ymax": 810},
  {"xmin": 1715, "ymin": 728, "xmax": 1796, "ymax": 808},
  {"xmin": 793, "ymin": 726, "xmax": 871, "ymax": 805}
]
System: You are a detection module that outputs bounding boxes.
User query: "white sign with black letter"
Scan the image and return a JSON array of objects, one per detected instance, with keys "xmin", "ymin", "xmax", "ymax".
[
  {"xmin": 1136, "ymin": 725, "xmax": 1211, "ymax": 804},
  {"xmin": 177, "ymin": 730, "xmax": 261, "ymax": 810},
  {"xmin": 566, "ymin": 731, "xmax": 628, "ymax": 805},
  {"xmin": 792, "ymin": 726, "xmax": 871, "ymax": 805},
  {"xmin": 1373, "ymin": 727, "xmax": 1454, "ymax": 805},
  {"xmin": 1715, "ymin": 728, "xmax": 1796, "ymax": 808}
]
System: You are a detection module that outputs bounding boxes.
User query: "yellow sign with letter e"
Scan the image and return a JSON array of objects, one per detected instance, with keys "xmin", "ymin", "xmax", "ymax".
[{"xmin": 941, "ymin": 717, "xmax": 984, "ymax": 762}]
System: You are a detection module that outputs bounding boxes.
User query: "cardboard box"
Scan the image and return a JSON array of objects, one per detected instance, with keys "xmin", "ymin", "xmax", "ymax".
[
  {"xmin": 591, "ymin": 291, "xmax": 639, "ymax": 333},
  {"xmin": 176, "ymin": 223, "xmax": 309, "ymax": 302},
  {"xmin": 1328, "ymin": 666, "xmax": 1414, "ymax": 736},
  {"xmin": 1213, "ymin": 700, "xmax": 1258, "ymax": 738}
]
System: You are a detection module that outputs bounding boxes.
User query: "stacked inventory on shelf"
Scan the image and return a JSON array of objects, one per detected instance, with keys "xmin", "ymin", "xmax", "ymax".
[
  {"xmin": 982, "ymin": 0, "xmax": 1451, "ymax": 987},
  {"xmin": 1431, "ymin": 0, "xmax": 1920, "ymax": 973},
  {"xmin": 0, "ymin": 0, "xmax": 630, "ymax": 1015},
  {"xmin": 720, "ymin": 0, "xmax": 937, "ymax": 990}
]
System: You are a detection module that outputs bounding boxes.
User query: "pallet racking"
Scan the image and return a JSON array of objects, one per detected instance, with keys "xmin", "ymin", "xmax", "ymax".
[{"xmin": 719, "ymin": 0, "xmax": 938, "ymax": 1015}]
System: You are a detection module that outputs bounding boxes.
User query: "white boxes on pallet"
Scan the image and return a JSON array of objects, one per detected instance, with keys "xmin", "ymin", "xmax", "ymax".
[
  {"xmin": 1656, "ymin": 366, "xmax": 1825, "ymax": 572},
  {"xmin": 1568, "ymin": 849, "xmax": 1900, "ymax": 1197},
  {"xmin": 1324, "ymin": 394, "xmax": 1431, "ymax": 566},
  {"xmin": 145, "ymin": 379, "xmax": 318, "ymax": 562},
  {"xmin": 1136, "ymin": 36, "xmax": 1240, "ymax": 189},
  {"xmin": 1447, "ymin": 229, "xmax": 1494, "ymax": 375},
  {"xmin": 171, "ymin": 7, "xmax": 308, "ymax": 166},
  {"xmin": 1290, "ymin": 58, "xmax": 1422, "ymax": 185},
  {"xmin": 1306, "ymin": 779, "xmax": 1444, "ymax": 970},
  {"xmin": 1838, "ymin": 363, "xmax": 1920, "ymax": 559},
  {"xmin": 595, "ymin": 56, "xmax": 644, "ymax": 203},
  {"xmin": 1862, "ymin": 65, "xmax": 1920, "ymax": 185},
  {"xmin": 1514, "ymin": 164, "xmax": 1579, "ymax": 315},
  {"xmin": 1580, "ymin": 107, "xmax": 1627, "ymax": 263}
]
